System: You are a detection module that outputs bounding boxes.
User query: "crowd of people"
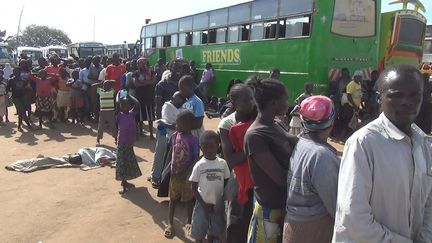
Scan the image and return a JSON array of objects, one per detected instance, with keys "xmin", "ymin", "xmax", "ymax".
[{"xmin": 1, "ymin": 52, "xmax": 431, "ymax": 243}]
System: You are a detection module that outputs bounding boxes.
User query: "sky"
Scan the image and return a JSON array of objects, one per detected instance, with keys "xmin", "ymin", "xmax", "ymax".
[{"xmin": 1, "ymin": 0, "xmax": 431, "ymax": 45}]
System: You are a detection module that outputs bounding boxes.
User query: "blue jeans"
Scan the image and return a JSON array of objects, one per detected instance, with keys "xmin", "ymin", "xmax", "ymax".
[{"xmin": 151, "ymin": 131, "xmax": 168, "ymax": 181}]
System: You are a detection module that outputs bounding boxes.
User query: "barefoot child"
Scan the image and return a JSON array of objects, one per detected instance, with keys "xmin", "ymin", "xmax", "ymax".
[
  {"xmin": 164, "ymin": 110, "xmax": 200, "ymax": 238},
  {"xmin": 116, "ymin": 96, "xmax": 142, "ymax": 194},
  {"xmin": 67, "ymin": 70, "xmax": 85, "ymax": 124},
  {"xmin": 33, "ymin": 70, "xmax": 56, "ymax": 129},
  {"xmin": 189, "ymin": 130, "xmax": 230, "ymax": 243},
  {"xmin": 96, "ymin": 80, "xmax": 116, "ymax": 146}
]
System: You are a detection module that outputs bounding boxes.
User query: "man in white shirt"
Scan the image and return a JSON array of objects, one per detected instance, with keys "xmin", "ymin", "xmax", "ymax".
[{"xmin": 333, "ymin": 64, "xmax": 432, "ymax": 243}]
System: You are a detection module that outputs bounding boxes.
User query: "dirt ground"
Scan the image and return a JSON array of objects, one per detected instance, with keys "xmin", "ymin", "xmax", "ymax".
[{"xmin": 0, "ymin": 107, "xmax": 344, "ymax": 243}]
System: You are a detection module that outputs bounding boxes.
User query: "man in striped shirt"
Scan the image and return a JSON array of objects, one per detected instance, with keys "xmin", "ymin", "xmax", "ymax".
[{"xmin": 96, "ymin": 80, "xmax": 116, "ymax": 146}]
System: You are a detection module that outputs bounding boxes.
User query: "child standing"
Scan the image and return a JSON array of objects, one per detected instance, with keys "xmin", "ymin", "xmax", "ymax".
[
  {"xmin": 289, "ymin": 82, "xmax": 313, "ymax": 136},
  {"xmin": 0, "ymin": 70, "xmax": 7, "ymax": 125},
  {"xmin": 116, "ymin": 97, "xmax": 142, "ymax": 194},
  {"xmin": 189, "ymin": 130, "xmax": 230, "ymax": 243},
  {"xmin": 164, "ymin": 110, "xmax": 200, "ymax": 239},
  {"xmin": 67, "ymin": 70, "xmax": 85, "ymax": 124},
  {"xmin": 150, "ymin": 91, "xmax": 185, "ymax": 188},
  {"xmin": 33, "ymin": 70, "xmax": 56, "ymax": 129},
  {"xmin": 96, "ymin": 80, "xmax": 116, "ymax": 146},
  {"xmin": 57, "ymin": 68, "xmax": 71, "ymax": 122}
]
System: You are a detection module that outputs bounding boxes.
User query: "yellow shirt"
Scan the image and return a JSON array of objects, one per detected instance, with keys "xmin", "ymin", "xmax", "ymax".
[{"xmin": 346, "ymin": 81, "xmax": 362, "ymax": 108}]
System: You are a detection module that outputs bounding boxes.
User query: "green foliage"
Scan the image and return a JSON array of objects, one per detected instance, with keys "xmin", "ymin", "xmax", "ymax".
[{"xmin": 19, "ymin": 25, "xmax": 71, "ymax": 47}]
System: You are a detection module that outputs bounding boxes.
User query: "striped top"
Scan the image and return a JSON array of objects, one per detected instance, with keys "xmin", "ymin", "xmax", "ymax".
[{"xmin": 97, "ymin": 88, "xmax": 115, "ymax": 111}]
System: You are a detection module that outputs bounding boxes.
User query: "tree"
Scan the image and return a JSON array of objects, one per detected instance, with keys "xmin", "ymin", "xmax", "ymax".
[{"xmin": 19, "ymin": 25, "xmax": 71, "ymax": 47}]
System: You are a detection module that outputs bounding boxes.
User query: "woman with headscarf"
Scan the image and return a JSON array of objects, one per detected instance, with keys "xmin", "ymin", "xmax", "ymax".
[
  {"xmin": 282, "ymin": 95, "xmax": 340, "ymax": 243},
  {"xmin": 134, "ymin": 57, "xmax": 156, "ymax": 139},
  {"xmin": 3, "ymin": 63, "xmax": 13, "ymax": 79}
]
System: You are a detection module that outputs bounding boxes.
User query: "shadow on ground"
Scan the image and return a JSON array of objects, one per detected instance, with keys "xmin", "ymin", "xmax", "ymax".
[{"xmin": 122, "ymin": 187, "xmax": 192, "ymax": 243}]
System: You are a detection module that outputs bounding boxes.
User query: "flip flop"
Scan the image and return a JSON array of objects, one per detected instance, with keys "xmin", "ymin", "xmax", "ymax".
[{"xmin": 164, "ymin": 225, "xmax": 175, "ymax": 238}]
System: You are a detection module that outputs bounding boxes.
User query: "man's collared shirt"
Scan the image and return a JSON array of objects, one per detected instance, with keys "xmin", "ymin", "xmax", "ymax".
[{"xmin": 333, "ymin": 113, "xmax": 432, "ymax": 243}]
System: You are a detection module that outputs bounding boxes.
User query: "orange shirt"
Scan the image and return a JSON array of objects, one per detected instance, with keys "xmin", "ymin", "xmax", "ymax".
[{"xmin": 106, "ymin": 64, "xmax": 126, "ymax": 92}]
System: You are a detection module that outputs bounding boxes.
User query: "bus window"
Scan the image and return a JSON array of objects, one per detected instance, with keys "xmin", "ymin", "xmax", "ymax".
[
  {"xmin": 151, "ymin": 37, "xmax": 157, "ymax": 48},
  {"xmin": 228, "ymin": 3, "xmax": 251, "ymax": 24},
  {"xmin": 241, "ymin": 24, "xmax": 250, "ymax": 41},
  {"xmin": 167, "ymin": 20, "xmax": 179, "ymax": 34},
  {"xmin": 264, "ymin": 21, "xmax": 277, "ymax": 39},
  {"xmin": 210, "ymin": 9, "xmax": 228, "ymax": 28},
  {"xmin": 179, "ymin": 32, "xmax": 192, "ymax": 46},
  {"xmin": 93, "ymin": 48, "xmax": 104, "ymax": 56},
  {"xmin": 193, "ymin": 31, "xmax": 201, "ymax": 45},
  {"xmin": 145, "ymin": 38, "xmax": 152, "ymax": 49},
  {"xmin": 157, "ymin": 22, "xmax": 167, "ymax": 36},
  {"xmin": 216, "ymin": 28, "xmax": 227, "ymax": 43},
  {"xmin": 0, "ymin": 47, "xmax": 8, "ymax": 59},
  {"xmin": 424, "ymin": 39, "xmax": 432, "ymax": 54},
  {"xmin": 398, "ymin": 18, "xmax": 424, "ymax": 46},
  {"xmin": 251, "ymin": 22, "xmax": 264, "ymax": 40},
  {"xmin": 208, "ymin": 29, "xmax": 216, "ymax": 44},
  {"xmin": 278, "ymin": 20, "xmax": 286, "ymax": 38},
  {"xmin": 284, "ymin": 17, "xmax": 310, "ymax": 38},
  {"xmin": 79, "ymin": 48, "xmax": 93, "ymax": 57},
  {"xmin": 228, "ymin": 26, "xmax": 240, "ymax": 43},
  {"xmin": 145, "ymin": 25, "xmax": 156, "ymax": 37},
  {"xmin": 171, "ymin": 34, "xmax": 178, "ymax": 47},
  {"xmin": 156, "ymin": 36, "xmax": 163, "ymax": 48},
  {"xmin": 193, "ymin": 13, "xmax": 209, "ymax": 31},
  {"xmin": 179, "ymin": 17, "xmax": 193, "ymax": 32},
  {"xmin": 251, "ymin": 0, "xmax": 277, "ymax": 20},
  {"xmin": 280, "ymin": 0, "xmax": 313, "ymax": 17},
  {"xmin": 163, "ymin": 35, "xmax": 171, "ymax": 47},
  {"xmin": 202, "ymin": 31, "xmax": 208, "ymax": 44}
]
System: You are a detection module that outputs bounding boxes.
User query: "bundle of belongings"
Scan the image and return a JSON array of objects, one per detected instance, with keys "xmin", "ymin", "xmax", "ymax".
[{"xmin": 5, "ymin": 147, "xmax": 116, "ymax": 173}]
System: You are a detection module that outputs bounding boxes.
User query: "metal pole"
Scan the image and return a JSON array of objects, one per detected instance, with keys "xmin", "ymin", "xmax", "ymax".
[{"xmin": 16, "ymin": 5, "xmax": 25, "ymax": 47}]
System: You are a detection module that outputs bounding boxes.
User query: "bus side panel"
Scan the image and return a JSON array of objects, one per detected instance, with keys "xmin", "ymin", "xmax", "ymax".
[
  {"xmin": 161, "ymin": 38, "xmax": 311, "ymax": 104},
  {"xmin": 314, "ymin": 0, "xmax": 379, "ymax": 84}
]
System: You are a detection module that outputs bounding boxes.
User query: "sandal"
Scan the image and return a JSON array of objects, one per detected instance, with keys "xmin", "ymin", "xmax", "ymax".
[
  {"xmin": 184, "ymin": 224, "xmax": 192, "ymax": 236},
  {"xmin": 164, "ymin": 224, "xmax": 175, "ymax": 238},
  {"xmin": 150, "ymin": 180, "xmax": 159, "ymax": 189}
]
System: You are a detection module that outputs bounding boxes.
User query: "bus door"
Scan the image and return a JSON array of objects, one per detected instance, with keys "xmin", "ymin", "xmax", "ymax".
[{"xmin": 384, "ymin": 11, "xmax": 426, "ymax": 68}]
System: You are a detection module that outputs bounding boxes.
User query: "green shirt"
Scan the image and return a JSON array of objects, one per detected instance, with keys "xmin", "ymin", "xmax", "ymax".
[{"xmin": 97, "ymin": 88, "xmax": 115, "ymax": 111}]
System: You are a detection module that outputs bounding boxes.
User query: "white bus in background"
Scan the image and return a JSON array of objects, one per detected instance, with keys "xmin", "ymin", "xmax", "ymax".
[
  {"xmin": 0, "ymin": 42, "xmax": 12, "ymax": 68},
  {"xmin": 42, "ymin": 46, "xmax": 68, "ymax": 59},
  {"xmin": 17, "ymin": 47, "xmax": 43, "ymax": 66}
]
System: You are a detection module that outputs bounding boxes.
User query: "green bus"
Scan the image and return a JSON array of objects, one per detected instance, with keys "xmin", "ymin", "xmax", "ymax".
[{"xmin": 140, "ymin": 0, "xmax": 427, "ymax": 103}]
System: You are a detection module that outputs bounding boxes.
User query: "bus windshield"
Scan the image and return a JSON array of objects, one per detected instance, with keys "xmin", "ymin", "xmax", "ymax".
[
  {"xmin": 331, "ymin": 0, "xmax": 375, "ymax": 37},
  {"xmin": 398, "ymin": 18, "xmax": 424, "ymax": 46},
  {"xmin": 50, "ymin": 49, "xmax": 68, "ymax": 58},
  {"xmin": 79, "ymin": 47, "xmax": 104, "ymax": 57},
  {"xmin": 79, "ymin": 48, "xmax": 93, "ymax": 58},
  {"xmin": 0, "ymin": 47, "xmax": 9, "ymax": 59},
  {"xmin": 93, "ymin": 48, "xmax": 104, "ymax": 56},
  {"xmin": 22, "ymin": 50, "xmax": 42, "ymax": 61}
]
